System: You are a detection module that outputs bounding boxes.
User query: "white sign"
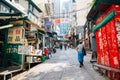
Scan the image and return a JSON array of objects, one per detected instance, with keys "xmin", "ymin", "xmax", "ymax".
[
  {"xmin": 28, "ymin": 12, "xmax": 40, "ymax": 26},
  {"xmin": 18, "ymin": 46, "xmax": 34, "ymax": 55},
  {"xmin": 79, "ymin": 33, "xmax": 81, "ymax": 39}
]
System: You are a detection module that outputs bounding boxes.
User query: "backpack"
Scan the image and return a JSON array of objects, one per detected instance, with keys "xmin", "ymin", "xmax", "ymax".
[{"xmin": 82, "ymin": 47, "xmax": 86, "ymax": 56}]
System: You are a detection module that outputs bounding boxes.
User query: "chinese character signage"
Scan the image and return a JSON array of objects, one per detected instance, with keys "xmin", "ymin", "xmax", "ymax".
[
  {"xmin": 8, "ymin": 27, "xmax": 23, "ymax": 44},
  {"xmin": 18, "ymin": 46, "xmax": 35, "ymax": 54},
  {"xmin": 116, "ymin": 18, "xmax": 120, "ymax": 47}
]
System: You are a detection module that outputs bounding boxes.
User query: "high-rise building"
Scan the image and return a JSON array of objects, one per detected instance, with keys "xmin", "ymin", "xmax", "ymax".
[
  {"xmin": 75, "ymin": 0, "xmax": 93, "ymax": 37},
  {"xmin": 53, "ymin": 0, "xmax": 60, "ymax": 18}
]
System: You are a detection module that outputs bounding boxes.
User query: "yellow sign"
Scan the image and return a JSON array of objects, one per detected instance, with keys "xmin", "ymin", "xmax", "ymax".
[
  {"xmin": 8, "ymin": 27, "xmax": 23, "ymax": 44},
  {"xmin": 10, "ymin": 20, "xmax": 23, "ymax": 25}
]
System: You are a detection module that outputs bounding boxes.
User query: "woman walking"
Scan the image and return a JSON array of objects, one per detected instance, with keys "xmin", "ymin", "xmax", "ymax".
[{"xmin": 76, "ymin": 41, "xmax": 85, "ymax": 67}]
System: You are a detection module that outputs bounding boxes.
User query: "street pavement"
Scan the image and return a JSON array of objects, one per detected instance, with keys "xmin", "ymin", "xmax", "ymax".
[{"xmin": 10, "ymin": 48, "xmax": 108, "ymax": 80}]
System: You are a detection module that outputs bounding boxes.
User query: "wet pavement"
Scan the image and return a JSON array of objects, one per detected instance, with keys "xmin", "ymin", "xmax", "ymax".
[{"xmin": 10, "ymin": 48, "xmax": 108, "ymax": 80}]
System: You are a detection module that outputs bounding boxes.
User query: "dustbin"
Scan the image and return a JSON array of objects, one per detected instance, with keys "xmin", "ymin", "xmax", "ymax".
[{"xmin": 41, "ymin": 56, "xmax": 46, "ymax": 62}]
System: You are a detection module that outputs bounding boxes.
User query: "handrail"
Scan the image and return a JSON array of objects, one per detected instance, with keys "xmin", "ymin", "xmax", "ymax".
[{"xmin": 93, "ymin": 63, "xmax": 120, "ymax": 73}]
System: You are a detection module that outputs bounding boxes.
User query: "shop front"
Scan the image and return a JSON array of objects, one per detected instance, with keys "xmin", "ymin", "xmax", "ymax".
[{"xmin": 87, "ymin": 1, "xmax": 120, "ymax": 79}]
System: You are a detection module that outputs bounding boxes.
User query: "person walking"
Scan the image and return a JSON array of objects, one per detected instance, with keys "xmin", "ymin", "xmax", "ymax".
[
  {"xmin": 76, "ymin": 41, "xmax": 85, "ymax": 67},
  {"xmin": 44, "ymin": 47, "xmax": 49, "ymax": 59},
  {"xmin": 59, "ymin": 42, "xmax": 63, "ymax": 50},
  {"xmin": 64, "ymin": 42, "xmax": 67, "ymax": 50},
  {"xmin": 48, "ymin": 48, "xmax": 52, "ymax": 58}
]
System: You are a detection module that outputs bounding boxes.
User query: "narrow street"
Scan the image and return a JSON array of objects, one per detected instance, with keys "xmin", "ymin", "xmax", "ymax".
[
  {"xmin": 11, "ymin": 48, "xmax": 108, "ymax": 80},
  {"xmin": 0, "ymin": 0, "xmax": 120, "ymax": 80}
]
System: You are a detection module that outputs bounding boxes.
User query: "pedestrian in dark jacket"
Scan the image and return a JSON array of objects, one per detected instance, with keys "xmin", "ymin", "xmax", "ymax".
[
  {"xmin": 59, "ymin": 43, "xmax": 63, "ymax": 50},
  {"xmin": 64, "ymin": 42, "xmax": 67, "ymax": 50},
  {"xmin": 48, "ymin": 48, "xmax": 52, "ymax": 58}
]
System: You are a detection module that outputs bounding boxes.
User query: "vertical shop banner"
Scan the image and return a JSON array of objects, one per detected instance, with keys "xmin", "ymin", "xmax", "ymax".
[
  {"xmin": 116, "ymin": 18, "xmax": 120, "ymax": 47},
  {"xmin": 115, "ymin": 17, "xmax": 120, "ymax": 62},
  {"xmin": 8, "ymin": 27, "xmax": 23, "ymax": 44}
]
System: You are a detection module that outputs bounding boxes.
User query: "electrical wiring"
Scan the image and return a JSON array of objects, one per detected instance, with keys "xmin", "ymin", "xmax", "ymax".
[{"xmin": 54, "ymin": 6, "xmax": 90, "ymax": 14}]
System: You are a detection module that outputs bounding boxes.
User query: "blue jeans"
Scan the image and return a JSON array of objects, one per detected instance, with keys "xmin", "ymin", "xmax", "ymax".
[{"xmin": 78, "ymin": 51, "xmax": 84, "ymax": 63}]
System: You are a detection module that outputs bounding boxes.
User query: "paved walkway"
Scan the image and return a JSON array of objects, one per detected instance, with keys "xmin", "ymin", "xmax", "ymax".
[{"xmin": 10, "ymin": 48, "xmax": 108, "ymax": 80}]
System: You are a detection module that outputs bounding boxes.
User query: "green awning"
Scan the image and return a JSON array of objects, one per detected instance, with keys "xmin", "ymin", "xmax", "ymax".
[
  {"xmin": 52, "ymin": 32, "xmax": 57, "ymax": 37},
  {"xmin": 0, "ymin": 13, "xmax": 22, "ymax": 16},
  {"xmin": 38, "ymin": 32, "xmax": 43, "ymax": 38},
  {"xmin": 38, "ymin": 29, "xmax": 45, "ymax": 34},
  {"xmin": 92, "ymin": 11, "xmax": 115, "ymax": 33},
  {"xmin": 47, "ymin": 32, "xmax": 53, "ymax": 37},
  {"xmin": 28, "ymin": 0, "xmax": 42, "ymax": 12}
]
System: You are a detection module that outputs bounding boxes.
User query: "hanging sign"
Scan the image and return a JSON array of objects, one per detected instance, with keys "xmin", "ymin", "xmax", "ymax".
[
  {"xmin": 28, "ymin": 11, "xmax": 40, "ymax": 26},
  {"xmin": 8, "ymin": 27, "xmax": 23, "ymax": 44},
  {"xmin": 18, "ymin": 46, "xmax": 34, "ymax": 54}
]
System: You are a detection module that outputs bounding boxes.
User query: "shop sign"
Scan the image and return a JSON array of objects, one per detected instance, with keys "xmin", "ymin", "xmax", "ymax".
[
  {"xmin": 28, "ymin": 11, "xmax": 39, "ymax": 26},
  {"xmin": 45, "ymin": 21, "xmax": 52, "ymax": 26},
  {"xmin": 10, "ymin": 20, "xmax": 23, "ymax": 25},
  {"xmin": 18, "ymin": 46, "xmax": 34, "ymax": 54},
  {"xmin": 79, "ymin": 33, "xmax": 82, "ymax": 39},
  {"xmin": 8, "ymin": 27, "xmax": 23, "ymax": 44},
  {"xmin": 55, "ymin": 18, "xmax": 60, "ymax": 24}
]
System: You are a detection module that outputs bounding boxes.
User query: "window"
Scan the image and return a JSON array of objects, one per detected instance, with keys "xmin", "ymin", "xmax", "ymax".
[
  {"xmin": 14, "ymin": 0, "xmax": 19, "ymax": 3},
  {"xmin": 0, "ymin": 3, "xmax": 9, "ymax": 13},
  {"xmin": 72, "ymin": 0, "xmax": 76, "ymax": 3}
]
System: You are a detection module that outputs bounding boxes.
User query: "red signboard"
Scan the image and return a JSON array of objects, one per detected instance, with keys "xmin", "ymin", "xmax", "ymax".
[
  {"xmin": 95, "ymin": 4, "xmax": 120, "ymax": 80},
  {"xmin": 55, "ymin": 18, "xmax": 60, "ymax": 24}
]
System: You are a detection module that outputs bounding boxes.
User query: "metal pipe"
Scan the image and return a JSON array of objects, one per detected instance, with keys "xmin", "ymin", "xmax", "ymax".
[{"xmin": 21, "ymin": 27, "xmax": 25, "ymax": 70}]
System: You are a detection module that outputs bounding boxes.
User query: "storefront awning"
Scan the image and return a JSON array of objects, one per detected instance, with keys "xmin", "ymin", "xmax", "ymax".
[
  {"xmin": 52, "ymin": 32, "xmax": 58, "ymax": 37},
  {"xmin": 92, "ymin": 11, "xmax": 115, "ymax": 33},
  {"xmin": 2, "ymin": 0, "xmax": 26, "ymax": 15},
  {"xmin": 28, "ymin": 0, "xmax": 42, "ymax": 12},
  {"xmin": 47, "ymin": 30, "xmax": 53, "ymax": 37},
  {"xmin": 38, "ymin": 29, "xmax": 45, "ymax": 34},
  {"xmin": 25, "ymin": 20, "xmax": 45, "ymax": 32}
]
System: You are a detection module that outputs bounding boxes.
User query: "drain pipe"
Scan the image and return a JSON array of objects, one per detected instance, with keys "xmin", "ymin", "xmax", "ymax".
[{"xmin": 21, "ymin": 27, "xmax": 25, "ymax": 70}]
